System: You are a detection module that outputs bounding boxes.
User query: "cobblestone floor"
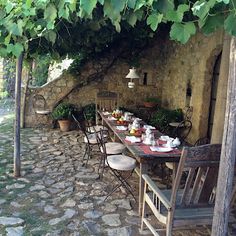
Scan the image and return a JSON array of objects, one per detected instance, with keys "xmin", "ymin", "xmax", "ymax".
[{"xmin": 0, "ymin": 113, "xmax": 235, "ymax": 235}]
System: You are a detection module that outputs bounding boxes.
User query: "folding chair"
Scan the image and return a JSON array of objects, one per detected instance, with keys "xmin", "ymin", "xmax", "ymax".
[{"xmin": 97, "ymin": 129, "xmax": 136, "ymax": 201}]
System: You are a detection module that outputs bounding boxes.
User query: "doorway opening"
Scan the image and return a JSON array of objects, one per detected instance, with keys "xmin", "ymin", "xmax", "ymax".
[{"xmin": 207, "ymin": 53, "xmax": 222, "ymax": 139}]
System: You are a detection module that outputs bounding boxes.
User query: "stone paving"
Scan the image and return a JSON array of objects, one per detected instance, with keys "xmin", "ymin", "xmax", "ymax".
[{"xmin": 0, "ymin": 118, "xmax": 236, "ymax": 235}]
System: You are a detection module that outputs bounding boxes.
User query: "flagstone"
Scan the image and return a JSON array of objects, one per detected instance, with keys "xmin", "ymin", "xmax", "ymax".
[
  {"xmin": 102, "ymin": 214, "xmax": 121, "ymax": 227},
  {"xmin": 0, "ymin": 217, "xmax": 24, "ymax": 226},
  {"xmin": 6, "ymin": 226, "xmax": 24, "ymax": 236}
]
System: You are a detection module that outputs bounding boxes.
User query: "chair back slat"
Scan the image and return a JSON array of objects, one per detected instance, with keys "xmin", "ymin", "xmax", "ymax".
[
  {"xmin": 96, "ymin": 91, "xmax": 118, "ymax": 111},
  {"xmin": 180, "ymin": 167, "xmax": 196, "ymax": 205},
  {"xmin": 171, "ymin": 144, "xmax": 221, "ymax": 208}
]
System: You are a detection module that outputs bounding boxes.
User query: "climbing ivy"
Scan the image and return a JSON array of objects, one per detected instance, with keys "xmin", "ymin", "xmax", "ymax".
[{"xmin": 0, "ymin": 0, "xmax": 234, "ymax": 59}]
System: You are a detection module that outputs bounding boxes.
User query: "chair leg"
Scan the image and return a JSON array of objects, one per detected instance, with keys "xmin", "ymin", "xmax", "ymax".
[
  {"xmin": 104, "ymin": 168, "xmax": 136, "ymax": 202},
  {"xmin": 82, "ymin": 144, "xmax": 90, "ymax": 167}
]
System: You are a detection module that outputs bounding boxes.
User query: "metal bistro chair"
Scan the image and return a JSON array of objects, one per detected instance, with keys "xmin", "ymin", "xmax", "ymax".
[
  {"xmin": 72, "ymin": 114, "xmax": 102, "ymax": 167},
  {"xmin": 141, "ymin": 144, "xmax": 222, "ymax": 236},
  {"xmin": 172, "ymin": 119, "xmax": 192, "ymax": 142},
  {"xmin": 32, "ymin": 94, "xmax": 51, "ymax": 127},
  {"xmin": 83, "ymin": 111, "xmax": 108, "ymax": 134},
  {"xmin": 97, "ymin": 129, "xmax": 136, "ymax": 201}
]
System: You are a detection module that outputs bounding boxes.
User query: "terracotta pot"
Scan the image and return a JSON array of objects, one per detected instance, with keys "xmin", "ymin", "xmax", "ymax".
[
  {"xmin": 58, "ymin": 120, "xmax": 71, "ymax": 132},
  {"xmin": 143, "ymin": 102, "xmax": 157, "ymax": 108}
]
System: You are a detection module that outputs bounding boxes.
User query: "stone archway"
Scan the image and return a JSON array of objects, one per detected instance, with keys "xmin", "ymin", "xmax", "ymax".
[{"xmin": 192, "ymin": 47, "xmax": 223, "ymax": 140}]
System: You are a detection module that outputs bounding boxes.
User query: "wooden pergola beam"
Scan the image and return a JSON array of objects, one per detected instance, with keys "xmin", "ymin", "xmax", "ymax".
[
  {"xmin": 212, "ymin": 36, "xmax": 236, "ymax": 235},
  {"xmin": 14, "ymin": 52, "xmax": 24, "ymax": 177}
]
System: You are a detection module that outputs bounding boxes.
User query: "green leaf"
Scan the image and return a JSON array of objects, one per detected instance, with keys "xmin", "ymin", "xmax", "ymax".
[
  {"xmin": 134, "ymin": 0, "xmax": 146, "ymax": 11},
  {"xmin": 47, "ymin": 31, "xmax": 57, "ymax": 44},
  {"xmin": 80, "ymin": 0, "xmax": 97, "ymax": 15},
  {"xmin": 192, "ymin": 0, "xmax": 210, "ymax": 20},
  {"xmin": 0, "ymin": 47, "xmax": 8, "ymax": 57},
  {"xmin": 68, "ymin": 0, "xmax": 77, "ymax": 11},
  {"xmin": 127, "ymin": 12, "xmax": 138, "ymax": 27},
  {"xmin": 127, "ymin": 0, "xmax": 136, "ymax": 9},
  {"xmin": 224, "ymin": 13, "xmax": 236, "ymax": 36},
  {"xmin": 147, "ymin": 13, "xmax": 163, "ymax": 31},
  {"xmin": 217, "ymin": 0, "xmax": 229, "ymax": 3},
  {"xmin": 166, "ymin": 5, "xmax": 189, "ymax": 23},
  {"xmin": 114, "ymin": 20, "xmax": 121, "ymax": 32},
  {"xmin": 44, "ymin": 3, "xmax": 57, "ymax": 28},
  {"xmin": 103, "ymin": 1, "xmax": 121, "ymax": 21},
  {"xmin": 154, "ymin": 0, "xmax": 174, "ymax": 14},
  {"xmin": 201, "ymin": 14, "xmax": 224, "ymax": 35},
  {"xmin": 170, "ymin": 22, "xmax": 196, "ymax": 44},
  {"xmin": 7, "ymin": 43, "xmax": 24, "ymax": 57},
  {"xmin": 98, "ymin": 0, "xmax": 104, "ymax": 4},
  {"xmin": 5, "ymin": 20, "xmax": 23, "ymax": 36},
  {"xmin": 6, "ymin": 2, "xmax": 14, "ymax": 14},
  {"xmin": 111, "ymin": 0, "xmax": 126, "ymax": 12}
]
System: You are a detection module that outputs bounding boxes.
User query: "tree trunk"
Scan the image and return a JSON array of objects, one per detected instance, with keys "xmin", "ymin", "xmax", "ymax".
[
  {"xmin": 211, "ymin": 36, "xmax": 236, "ymax": 235},
  {"xmin": 21, "ymin": 61, "xmax": 32, "ymax": 128},
  {"xmin": 14, "ymin": 53, "xmax": 24, "ymax": 177}
]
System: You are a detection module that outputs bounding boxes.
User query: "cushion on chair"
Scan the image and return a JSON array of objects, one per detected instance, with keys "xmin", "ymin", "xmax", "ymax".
[
  {"xmin": 87, "ymin": 125, "xmax": 108, "ymax": 133},
  {"xmin": 107, "ymin": 155, "xmax": 136, "ymax": 171},
  {"xmin": 100, "ymin": 142, "xmax": 126, "ymax": 155},
  {"xmin": 84, "ymin": 134, "xmax": 98, "ymax": 144},
  {"xmin": 165, "ymin": 162, "xmax": 174, "ymax": 170}
]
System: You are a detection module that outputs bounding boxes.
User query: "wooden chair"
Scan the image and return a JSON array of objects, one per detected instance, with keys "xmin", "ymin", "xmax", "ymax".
[
  {"xmin": 95, "ymin": 91, "xmax": 118, "ymax": 124},
  {"xmin": 141, "ymin": 144, "xmax": 222, "ymax": 236}
]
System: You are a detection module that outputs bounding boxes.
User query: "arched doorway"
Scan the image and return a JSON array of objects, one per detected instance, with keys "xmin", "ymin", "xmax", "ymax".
[{"xmin": 207, "ymin": 53, "xmax": 222, "ymax": 139}]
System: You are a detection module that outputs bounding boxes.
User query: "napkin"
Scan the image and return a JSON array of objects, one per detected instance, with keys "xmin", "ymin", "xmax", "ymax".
[
  {"xmin": 116, "ymin": 126, "xmax": 128, "ymax": 131},
  {"xmin": 125, "ymin": 136, "xmax": 141, "ymax": 143}
]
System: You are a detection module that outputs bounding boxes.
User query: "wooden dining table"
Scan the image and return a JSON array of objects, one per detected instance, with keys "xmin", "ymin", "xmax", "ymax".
[{"xmin": 97, "ymin": 110, "xmax": 182, "ymax": 215}]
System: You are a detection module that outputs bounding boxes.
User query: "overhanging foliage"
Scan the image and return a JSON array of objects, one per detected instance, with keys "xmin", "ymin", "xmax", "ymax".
[{"xmin": 0, "ymin": 0, "xmax": 234, "ymax": 59}]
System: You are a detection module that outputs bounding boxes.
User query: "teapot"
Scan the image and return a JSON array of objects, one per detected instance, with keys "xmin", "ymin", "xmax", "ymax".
[
  {"xmin": 132, "ymin": 119, "xmax": 140, "ymax": 130},
  {"xmin": 173, "ymin": 137, "xmax": 181, "ymax": 147}
]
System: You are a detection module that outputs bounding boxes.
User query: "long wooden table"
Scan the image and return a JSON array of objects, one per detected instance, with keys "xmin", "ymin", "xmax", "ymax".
[{"xmin": 98, "ymin": 111, "xmax": 182, "ymax": 215}]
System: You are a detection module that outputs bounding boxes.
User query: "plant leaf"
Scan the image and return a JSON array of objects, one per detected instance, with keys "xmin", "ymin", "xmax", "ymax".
[
  {"xmin": 80, "ymin": 0, "xmax": 97, "ymax": 15},
  {"xmin": 170, "ymin": 22, "xmax": 196, "ymax": 44},
  {"xmin": 127, "ymin": 12, "xmax": 138, "ymax": 27},
  {"xmin": 201, "ymin": 14, "xmax": 224, "ymax": 35},
  {"xmin": 111, "ymin": 0, "xmax": 126, "ymax": 12},
  {"xmin": 192, "ymin": 0, "xmax": 210, "ymax": 20},
  {"xmin": 147, "ymin": 13, "xmax": 163, "ymax": 31},
  {"xmin": 44, "ymin": 3, "xmax": 57, "ymax": 29},
  {"xmin": 127, "ymin": 0, "xmax": 136, "ymax": 9},
  {"xmin": 224, "ymin": 13, "xmax": 236, "ymax": 36}
]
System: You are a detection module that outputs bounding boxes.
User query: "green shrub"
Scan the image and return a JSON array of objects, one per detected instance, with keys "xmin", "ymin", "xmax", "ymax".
[
  {"xmin": 144, "ymin": 97, "xmax": 160, "ymax": 103},
  {"xmin": 150, "ymin": 108, "xmax": 183, "ymax": 132},
  {"xmin": 83, "ymin": 103, "xmax": 96, "ymax": 121},
  {"xmin": 51, "ymin": 103, "xmax": 75, "ymax": 120}
]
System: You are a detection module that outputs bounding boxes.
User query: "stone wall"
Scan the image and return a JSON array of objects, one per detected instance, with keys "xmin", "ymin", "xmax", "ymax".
[
  {"xmin": 24, "ymin": 31, "xmax": 224, "ymax": 144},
  {"xmin": 160, "ymin": 31, "xmax": 223, "ymax": 143}
]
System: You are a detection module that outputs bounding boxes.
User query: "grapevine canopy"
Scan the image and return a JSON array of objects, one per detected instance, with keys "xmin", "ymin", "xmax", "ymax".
[{"xmin": 0, "ymin": 0, "xmax": 234, "ymax": 59}]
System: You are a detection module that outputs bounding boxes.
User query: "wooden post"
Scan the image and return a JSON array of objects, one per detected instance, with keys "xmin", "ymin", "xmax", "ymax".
[
  {"xmin": 211, "ymin": 36, "xmax": 236, "ymax": 236},
  {"xmin": 14, "ymin": 52, "xmax": 24, "ymax": 177}
]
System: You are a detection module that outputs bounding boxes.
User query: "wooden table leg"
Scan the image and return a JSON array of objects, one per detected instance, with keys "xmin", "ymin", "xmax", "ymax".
[
  {"xmin": 172, "ymin": 162, "xmax": 178, "ymax": 184},
  {"xmin": 139, "ymin": 162, "xmax": 148, "ymax": 215}
]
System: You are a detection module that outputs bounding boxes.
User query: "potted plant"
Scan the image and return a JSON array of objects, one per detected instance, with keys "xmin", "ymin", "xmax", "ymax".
[
  {"xmin": 143, "ymin": 97, "xmax": 160, "ymax": 108},
  {"xmin": 150, "ymin": 108, "xmax": 183, "ymax": 133},
  {"xmin": 51, "ymin": 103, "xmax": 75, "ymax": 131}
]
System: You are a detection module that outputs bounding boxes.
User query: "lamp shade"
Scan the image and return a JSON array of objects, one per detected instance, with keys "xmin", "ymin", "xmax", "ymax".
[{"xmin": 125, "ymin": 67, "xmax": 140, "ymax": 79}]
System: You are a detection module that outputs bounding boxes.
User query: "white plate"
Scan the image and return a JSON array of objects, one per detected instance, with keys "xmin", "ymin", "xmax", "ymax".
[
  {"xmin": 150, "ymin": 146, "xmax": 173, "ymax": 152},
  {"xmin": 108, "ymin": 116, "xmax": 117, "ymax": 120}
]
